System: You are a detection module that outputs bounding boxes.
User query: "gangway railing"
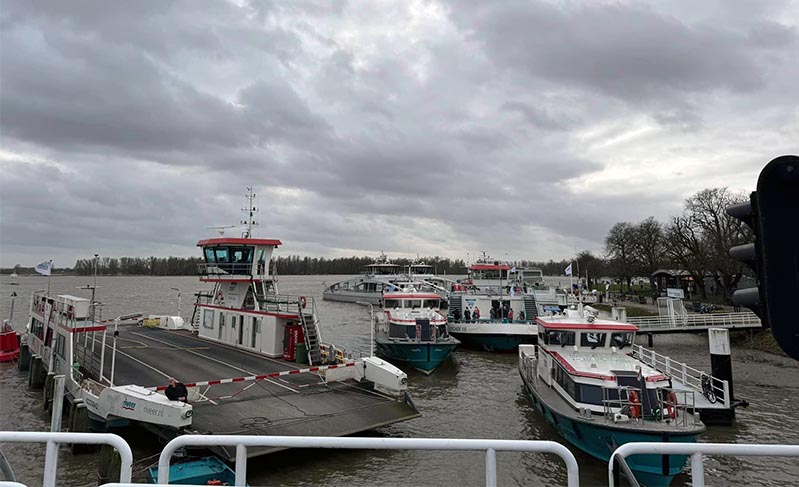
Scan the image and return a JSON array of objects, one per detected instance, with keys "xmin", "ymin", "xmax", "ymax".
[
  {"xmin": 0, "ymin": 431, "xmax": 133, "ymax": 485},
  {"xmin": 154, "ymin": 435, "xmax": 579, "ymax": 487},
  {"xmin": 608, "ymin": 442, "xmax": 799, "ymax": 487},
  {"xmin": 628, "ymin": 312, "xmax": 760, "ymax": 332},
  {"xmin": 630, "ymin": 344, "xmax": 730, "ymax": 408}
]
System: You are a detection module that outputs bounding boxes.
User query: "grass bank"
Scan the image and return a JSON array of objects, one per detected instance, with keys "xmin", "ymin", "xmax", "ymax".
[{"xmin": 592, "ymin": 303, "xmax": 657, "ymax": 317}]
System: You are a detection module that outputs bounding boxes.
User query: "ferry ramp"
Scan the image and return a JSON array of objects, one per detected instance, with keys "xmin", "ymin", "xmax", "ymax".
[{"xmin": 78, "ymin": 324, "xmax": 420, "ymax": 460}]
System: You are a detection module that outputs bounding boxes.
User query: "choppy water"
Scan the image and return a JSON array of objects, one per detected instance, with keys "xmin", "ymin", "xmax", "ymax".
[{"xmin": 1, "ymin": 275, "xmax": 798, "ymax": 486}]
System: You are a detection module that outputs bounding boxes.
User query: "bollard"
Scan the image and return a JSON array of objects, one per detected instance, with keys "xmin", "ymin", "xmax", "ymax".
[
  {"xmin": 18, "ymin": 345, "xmax": 30, "ymax": 371},
  {"xmin": 43, "ymin": 373, "xmax": 55, "ymax": 411},
  {"xmin": 97, "ymin": 443, "xmax": 122, "ymax": 485},
  {"xmin": 29, "ymin": 356, "xmax": 46, "ymax": 389}
]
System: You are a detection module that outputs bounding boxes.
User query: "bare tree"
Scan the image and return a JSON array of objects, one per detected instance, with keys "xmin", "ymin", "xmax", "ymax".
[
  {"xmin": 683, "ymin": 188, "xmax": 751, "ymax": 301},
  {"xmin": 629, "ymin": 217, "xmax": 666, "ymax": 280},
  {"xmin": 663, "ymin": 214, "xmax": 710, "ymax": 299},
  {"xmin": 605, "ymin": 222, "xmax": 636, "ymax": 290}
]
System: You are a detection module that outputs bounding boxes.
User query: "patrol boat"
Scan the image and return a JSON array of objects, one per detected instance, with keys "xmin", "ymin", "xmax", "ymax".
[
  {"xmin": 373, "ymin": 288, "xmax": 460, "ymax": 374},
  {"xmin": 519, "ymin": 306, "xmax": 705, "ymax": 486}
]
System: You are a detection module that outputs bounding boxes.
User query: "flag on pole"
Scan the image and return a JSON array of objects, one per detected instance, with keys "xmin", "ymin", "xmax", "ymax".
[
  {"xmin": 564, "ymin": 263, "xmax": 573, "ymax": 276},
  {"xmin": 35, "ymin": 260, "xmax": 53, "ymax": 276}
]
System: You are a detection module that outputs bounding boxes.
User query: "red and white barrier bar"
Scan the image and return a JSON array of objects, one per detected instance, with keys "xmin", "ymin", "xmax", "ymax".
[{"xmin": 149, "ymin": 361, "xmax": 360, "ymax": 391}]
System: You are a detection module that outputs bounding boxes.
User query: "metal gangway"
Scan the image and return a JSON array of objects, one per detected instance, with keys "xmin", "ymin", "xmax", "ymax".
[
  {"xmin": 630, "ymin": 344, "xmax": 731, "ymax": 409},
  {"xmin": 628, "ymin": 310, "xmax": 761, "ymax": 333}
]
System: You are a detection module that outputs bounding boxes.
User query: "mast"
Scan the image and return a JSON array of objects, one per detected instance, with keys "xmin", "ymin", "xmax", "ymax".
[{"xmin": 241, "ymin": 187, "xmax": 259, "ymax": 238}]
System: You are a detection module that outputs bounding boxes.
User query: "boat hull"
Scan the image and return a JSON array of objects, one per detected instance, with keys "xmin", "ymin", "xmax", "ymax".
[
  {"xmin": 322, "ymin": 290, "xmax": 382, "ymax": 305},
  {"xmin": 448, "ymin": 322, "xmax": 537, "ymax": 352},
  {"xmin": 521, "ymin": 375, "xmax": 700, "ymax": 487},
  {"xmin": 375, "ymin": 340, "xmax": 458, "ymax": 374}
]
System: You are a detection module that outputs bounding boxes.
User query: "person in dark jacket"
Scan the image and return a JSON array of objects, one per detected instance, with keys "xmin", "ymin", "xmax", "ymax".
[{"xmin": 165, "ymin": 377, "xmax": 188, "ymax": 402}]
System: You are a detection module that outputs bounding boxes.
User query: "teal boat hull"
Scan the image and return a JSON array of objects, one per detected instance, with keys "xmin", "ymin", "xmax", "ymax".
[
  {"xmin": 523, "ymin": 378, "xmax": 701, "ymax": 486},
  {"xmin": 375, "ymin": 340, "xmax": 459, "ymax": 374},
  {"xmin": 147, "ymin": 456, "xmax": 244, "ymax": 485},
  {"xmin": 450, "ymin": 332, "xmax": 535, "ymax": 352}
]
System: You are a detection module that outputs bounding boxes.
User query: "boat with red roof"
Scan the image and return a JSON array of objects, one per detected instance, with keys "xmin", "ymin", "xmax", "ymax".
[
  {"xmin": 374, "ymin": 287, "xmax": 460, "ymax": 374},
  {"xmin": 519, "ymin": 305, "xmax": 705, "ymax": 486}
]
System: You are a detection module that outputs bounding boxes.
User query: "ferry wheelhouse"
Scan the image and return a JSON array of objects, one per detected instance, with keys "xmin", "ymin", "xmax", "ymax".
[
  {"xmin": 519, "ymin": 308, "xmax": 705, "ymax": 486},
  {"xmin": 195, "ymin": 236, "xmax": 322, "ymax": 363},
  {"xmin": 375, "ymin": 290, "xmax": 460, "ymax": 374}
]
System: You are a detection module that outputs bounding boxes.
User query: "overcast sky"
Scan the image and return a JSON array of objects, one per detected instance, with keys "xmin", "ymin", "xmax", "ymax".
[{"xmin": 1, "ymin": 0, "xmax": 797, "ymax": 268}]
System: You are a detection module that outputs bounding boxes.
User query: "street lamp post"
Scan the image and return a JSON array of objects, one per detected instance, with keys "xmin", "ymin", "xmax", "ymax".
[{"xmin": 170, "ymin": 288, "xmax": 182, "ymax": 319}]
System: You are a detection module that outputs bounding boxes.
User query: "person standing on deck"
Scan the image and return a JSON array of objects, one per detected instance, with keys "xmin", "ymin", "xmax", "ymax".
[{"xmin": 165, "ymin": 377, "xmax": 188, "ymax": 402}]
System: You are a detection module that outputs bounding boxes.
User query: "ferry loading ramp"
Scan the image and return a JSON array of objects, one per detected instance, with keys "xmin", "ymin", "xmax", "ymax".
[{"xmin": 79, "ymin": 323, "xmax": 420, "ymax": 460}]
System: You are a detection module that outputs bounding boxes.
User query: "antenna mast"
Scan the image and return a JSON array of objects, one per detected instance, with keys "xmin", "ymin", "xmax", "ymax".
[{"xmin": 241, "ymin": 187, "xmax": 259, "ymax": 238}]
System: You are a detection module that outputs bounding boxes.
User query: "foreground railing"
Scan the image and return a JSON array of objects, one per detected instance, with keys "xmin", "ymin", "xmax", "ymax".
[
  {"xmin": 154, "ymin": 435, "xmax": 579, "ymax": 487},
  {"xmin": 0, "ymin": 431, "xmax": 133, "ymax": 485},
  {"xmin": 608, "ymin": 442, "xmax": 799, "ymax": 487}
]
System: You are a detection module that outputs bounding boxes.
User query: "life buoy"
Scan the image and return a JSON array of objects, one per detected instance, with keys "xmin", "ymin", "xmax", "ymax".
[
  {"xmin": 666, "ymin": 391, "xmax": 678, "ymax": 419},
  {"xmin": 628, "ymin": 390, "xmax": 641, "ymax": 418},
  {"xmin": 300, "ymin": 296, "xmax": 307, "ymax": 309}
]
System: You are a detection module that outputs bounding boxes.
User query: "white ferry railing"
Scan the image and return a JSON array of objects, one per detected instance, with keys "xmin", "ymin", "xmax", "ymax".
[
  {"xmin": 0, "ymin": 431, "xmax": 133, "ymax": 486},
  {"xmin": 630, "ymin": 344, "xmax": 730, "ymax": 408},
  {"xmin": 627, "ymin": 312, "xmax": 760, "ymax": 331},
  {"xmin": 155, "ymin": 435, "xmax": 580, "ymax": 487},
  {"xmin": 608, "ymin": 442, "xmax": 799, "ymax": 487}
]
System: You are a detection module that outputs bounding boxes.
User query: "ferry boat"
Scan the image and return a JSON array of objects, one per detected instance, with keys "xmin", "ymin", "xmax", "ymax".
[
  {"xmin": 374, "ymin": 289, "xmax": 460, "ymax": 374},
  {"xmin": 18, "ymin": 189, "xmax": 418, "ymax": 461},
  {"xmin": 519, "ymin": 307, "xmax": 705, "ymax": 486},
  {"xmin": 447, "ymin": 256, "xmax": 540, "ymax": 352},
  {"xmin": 322, "ymin": 254, "xmax": 452, "ymax": 305}
]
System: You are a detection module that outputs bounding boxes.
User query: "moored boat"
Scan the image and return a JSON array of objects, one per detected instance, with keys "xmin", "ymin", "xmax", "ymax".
[
  {"xmin": 0, "ymin": 320, "xmax": 20, "ymax": 363},
  {"xmin": 322, "ymin": 254, "xmax": 452, "ymax": 305},
  {"xmin": 147, "ymin": 456, "xmax": 245, "ymax": 485},
  {"xmin": 519, "ymin": 306, "xmax": 705, "ymax": 486},
  {"xmin": 374, "ymin": 289, "xmax": 459, "ymax": 374},
  {"xmin": 447, "ymin": 255, "xmax": 539, "ymax": 352}
]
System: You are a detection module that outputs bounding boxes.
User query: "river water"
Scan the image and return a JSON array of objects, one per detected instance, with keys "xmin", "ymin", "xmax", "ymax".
[{"xmin": 1, "ymin": 274, "xmax": 798, "ymax": 486}]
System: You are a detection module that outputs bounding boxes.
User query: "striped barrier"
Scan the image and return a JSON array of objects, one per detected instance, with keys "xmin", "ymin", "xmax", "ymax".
[{"xmin": 148, "ymin": 361, "xmax": 360, "ymax": 391}]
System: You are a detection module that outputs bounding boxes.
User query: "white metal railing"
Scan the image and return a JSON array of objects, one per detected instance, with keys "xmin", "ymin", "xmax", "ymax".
[
  {"xmin": 628, "ymin": 312, "xmax": 760, "ymax": 331},
  {"xmin": 608, "ymin": 442, "xmax": 799, "ymax": 487},
  {"xmin": 0, "ymin": 432, "xmax": 133, "ymax": 485},
  {"xmin": 631, "ymin": 344, "xmax": 730, "ymax": 408},
  {"xmin": 155, "ymin": 435, "xmax": 580, "ymax": 487}
]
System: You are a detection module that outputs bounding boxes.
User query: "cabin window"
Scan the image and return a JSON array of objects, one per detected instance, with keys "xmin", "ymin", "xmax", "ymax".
[
  {"xmin": 214, "ymin": 248, "xmax": 229, "ymax": 263},
  {"xmin": 611, "ymin": 332, "xmax": 634, "ymax": 349},
  {"xmin": 406, "ymin": 300, "xmax": 422, "ymax": 309},
  {"xmin": 546, "ymin": 330, "xmax": 575, "ymax": 346},
  {"xmin": 231, "ymin": 247, "xmax": 253, "ymax": 264},
  {"xmin": 202, "ymin": 309, "xmax": 214, "ymax": 329},
  {"xmin": 55, "ymin": 334, "xmax": 66, "ymax": 359},
  {"xmin": 580, "ymin": 332, "xmax": 607, "ymax": 348},
  {"xmin": 423, "ymin": 299, "xmax": 439, "ymax": 309},
  {"xmin": 384, "ymin": 299, "xmax": 401, "ymax": 309},
  {"xmin": 389, "ymin": 323, "xmax": 416, "ymax": 339},
  {"xmin": 205, "ymin": 248, "xmax": 217, "ymax": 263}
]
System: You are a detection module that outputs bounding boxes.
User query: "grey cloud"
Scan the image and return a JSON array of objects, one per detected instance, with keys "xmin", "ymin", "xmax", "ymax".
[{"xmin": 448, "ymin": 2, "xmax": 793, "ymax": 102}]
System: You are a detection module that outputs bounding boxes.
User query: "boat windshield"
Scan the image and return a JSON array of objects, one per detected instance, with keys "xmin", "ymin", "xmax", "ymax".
[
  {"xmin": 580, "ymin": 332, "xmax": 607, "ymax": 348},
  {"xmin": 471, "ymin": 269, "xmax": 509, "ymax": 280},
  {"xmin": 544, "ymin": 330, "xmax": 576, "ymax": 346},
  {"xmin": 423, "ymin": 299, "xmax": 439, "ymax": 308},
  {"xmin": 611, "ymin": 332, "xmax": 634, "ymax": 349}
]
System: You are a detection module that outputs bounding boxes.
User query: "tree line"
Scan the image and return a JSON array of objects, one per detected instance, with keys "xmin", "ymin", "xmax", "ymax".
[{"xmin": 4, "ymin": 187, "xmax": 750, "ymax": 304}]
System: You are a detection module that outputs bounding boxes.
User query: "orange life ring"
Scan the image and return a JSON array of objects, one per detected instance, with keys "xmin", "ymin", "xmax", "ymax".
[
  {"xmin": 666, "ymin": 391, "xmax": 678, "ymax": 419},
  {"xmin": 300, "ymin": 296, "xmax": 307, "ymax": 309},
  {"xmin": 628, "ymin": 390, "xmax": 641, "ymax": 418}
]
